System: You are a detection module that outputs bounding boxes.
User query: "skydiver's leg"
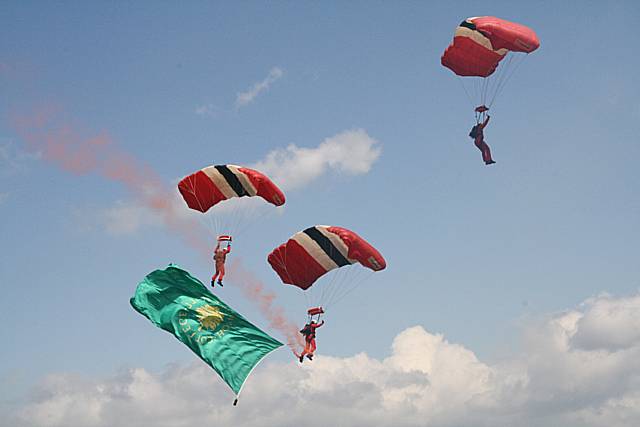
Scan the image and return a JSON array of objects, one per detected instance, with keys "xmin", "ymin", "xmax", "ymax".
[
  {"xmin": 306, "ymin": 338, "xmax": 317, "ymax": 359},
  {"xmin": 300, "ymin": 340, "xmax": 311, "ymax": 362},
  {"xmin": 211, "ymin": 270, "xmax": 219, "ymax": 287},
  {"xmin": 482, "ymin": 142, "xmax": 495, "ymax": 165},
  {"xmin": 217, "ymin": 265, "xmax": 225, "ymax": 286},
  {"xmin": 476, "ymin": 139, "xmax": 494, "ymax": 164},
  {"xmin": 474, "ymin": 139, "xmax": 484, "ymax": 161}
]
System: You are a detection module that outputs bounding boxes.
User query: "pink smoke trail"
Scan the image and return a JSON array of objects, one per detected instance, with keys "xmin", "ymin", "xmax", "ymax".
[
  {"xmin": 12, "ymin": 106, "xmax": 209, "ymax": 254},
  {"xmin": 228, "ymin": 258, "xmax": 305, "ymax": 352},
  {"xmin": 12, "ymin": 106, "xmax": 303, "ymax": 352}
]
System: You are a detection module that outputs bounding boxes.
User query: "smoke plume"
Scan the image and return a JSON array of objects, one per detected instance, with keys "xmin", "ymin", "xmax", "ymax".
[{"xmin": 12, "ymin": 106, "xmax": 301, "ymax": 350}]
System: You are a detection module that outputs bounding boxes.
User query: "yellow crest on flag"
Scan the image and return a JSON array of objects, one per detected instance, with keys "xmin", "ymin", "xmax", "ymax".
[{"xmin": 196, "ymin": 305, "xmax": 225, "ymax": 331}]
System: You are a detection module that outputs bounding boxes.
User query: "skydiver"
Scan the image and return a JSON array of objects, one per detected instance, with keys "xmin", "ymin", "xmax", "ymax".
[
  {"xmin": 469, "ymin": 105, "xmax": 496, "ymax": 165},
  {"xmin": 211, "ymin": 240, "xmax": 231, "ymax": 287},
  {"xmin": 298, "ymin": 319, "xmax": 324, "ymax": 362}
]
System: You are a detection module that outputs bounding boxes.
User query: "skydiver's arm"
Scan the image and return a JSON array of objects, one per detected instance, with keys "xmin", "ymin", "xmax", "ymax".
[
  {"xmin": 225, "ymin": 245, "xmax": 231, "ymax": 254},
  {"xmin": 482, "ymin": 115, "xmax": 490, "ymax": 128}
]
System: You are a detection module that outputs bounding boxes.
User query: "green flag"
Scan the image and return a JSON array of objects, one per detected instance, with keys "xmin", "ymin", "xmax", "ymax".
[{"xmin": 130, "ymin": 264, "xmax": 283, "ymax": 398}]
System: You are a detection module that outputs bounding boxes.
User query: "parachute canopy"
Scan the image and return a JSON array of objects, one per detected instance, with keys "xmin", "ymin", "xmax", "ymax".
[
  {"xmin": 441, "ymin": 16, "xmax": 540, "ymax": 78},
  {"xmin": 268, "ymin": 225, "xmax": 386, "ymax": 290},
  {"xmin": 178, "ymin": 164, "xmax": 285, "ymax": 213}
]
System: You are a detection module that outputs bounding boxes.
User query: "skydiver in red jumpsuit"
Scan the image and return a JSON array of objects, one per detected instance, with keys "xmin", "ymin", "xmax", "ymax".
[
  {"xmin": 470, "ymin": 106, "xmax": 496, "ymax": 165},
  {"xmin": 299, "ymin": 320, "xmax": 324, "ymax": 362},
  {"xmin": 211, "ymin": 241, "xmax": 231, "ymax": 287}
]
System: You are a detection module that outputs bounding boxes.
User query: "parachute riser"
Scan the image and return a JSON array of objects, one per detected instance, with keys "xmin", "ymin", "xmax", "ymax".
[{"xmin": 307, "ymin": 306, "xmax": 324, "ymax": 323}]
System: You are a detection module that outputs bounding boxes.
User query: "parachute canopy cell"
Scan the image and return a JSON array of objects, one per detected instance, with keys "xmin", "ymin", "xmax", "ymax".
[
  {"xmin": 178, "ymin": 165, "xmax": 285, "ymax": 213},
  {"xmin": 268, "ymin": 225, "xmax": 386, "ymax": 290},
  {"xmin": 441, "ymin": 16, "xmax": 540, "ymax": 77}
]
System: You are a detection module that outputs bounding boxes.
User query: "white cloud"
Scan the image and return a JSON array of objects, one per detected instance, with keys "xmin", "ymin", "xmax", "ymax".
[
  {"xmin": 252, "ymin": 129, "xmax": 382, "ymax": 191},
  {"xmin": 100, "ymin": 201, "xmax": 162, "ymax": 235},
  {"xmin": 72, "ymin": 201, "xmax": 165, "ymax": 236},
  {"xmin": 12, "ymin": 292, "xmax": 640, "ymax": 427},
  {"xmin": 235, "ymin": 67, "xmax": 284, "ymax": 109},
  {"xmin": 570, "ymin": 293, "xmax": 640, "ymax": 351},
  {"xmin": 194, "ymin": 103, "xmax": 222, "ymax": 118}
]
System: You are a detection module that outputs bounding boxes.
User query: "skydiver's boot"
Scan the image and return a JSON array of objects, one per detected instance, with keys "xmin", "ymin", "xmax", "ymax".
[
  {"xmin": 299, "ymin": 354, "xmax": 304, "ymax": 363},
  {"xmin": 485, "ymin": 160, "xmax": 496, "ymax": 165},
  {"xmin": 307, "ymin": 354, "xmax": 313, "ymax": 361},
  {"xmin": 218, "ymin": 280, "xmax": 223, "ymax": 287},
  {"xmin": 211, "ymin": 279, "xmax": 215, "ymax": 288}
]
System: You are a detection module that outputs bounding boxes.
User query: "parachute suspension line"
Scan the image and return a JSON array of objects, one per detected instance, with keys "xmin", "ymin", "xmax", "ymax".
[
  {"xmin": 218, "ymin": 200, "xmax": 245, "ymax": 237},
  {"xmin": 210, "ymin": 205, "xmax": 227, "ymax": 239},
  {"xmin": 489, "ymin": 54, "xmax": 527, "ymax": 108},
  {"xmin": 324, "ymin": 265, "xmax": 361, "ymax": 308},
  {"xmin": 328, "ymin": 265, "xmax": 355, "ymax": 306},
  {"xmin": 485, "ymin": 53, "xmax": 512, "ymax": 108},
  {"xmin": 223, "ymin": 203, "xmax": 238, "ymax": 236},
  {"xmin": 466, "ymin": 52, "xmax": 523, "ymax": 115},
  {"xmin": 478, "ymin": 78, "xmax": 485, "ymax": 105},
  {"xmin": 232, "ymin": 203, "xmax": 275, "ymax": 240},
  {"xmin": 315, "ymin": 271, "xmax": 329, "ymax": 307},
  {"xmin": 336, "ymin": 268, "xmax": 370, "ymax": 305},
  {"xmin": 321, "ymin": 265, "xmax": 349, "ymax": 308},
  {"xmin": 322, "ymin": 266, "xmax": 354, "ymax": 308},
  {"xmin": 493, "ymin": 54, "xmax": 524, "ymax": 107},
  {"xmin": 324, "ymin": 267, "xmax": 373, "ymax": 310},
  {"xmin": 481, "ymin": 74, "xmax": 491, "ymax": 107},
  {"xmin": 307, "ymin": 260, "xmax": 342, "ymax": 309},
  {"xmin": 329, "ymin": 270, "xmax": 372, "ymax": 310},
  {"xmin": 333, "ymin": 265, "xmax": 364, "ymax": 305},
  {"xmin": 482, "ymin": 55, "xmax": 507, "ymax": 108},
  {"xmin": 303, "ymin": 284, "xmax": 311, "ymax": 313},
  {"xmin": 227, "ymin": 202, "xmax": 243, "ymax": 237},
  {"xmin": 457, "ymin": 76, "xmax": 475, "ymax": 109},
  {"xmin": 472, "ymin": 77, "xmax": 482, "ymax": 107},
  {"xmin": 185, "ymin": 196, "xmax": 275, "ymax": 242}
]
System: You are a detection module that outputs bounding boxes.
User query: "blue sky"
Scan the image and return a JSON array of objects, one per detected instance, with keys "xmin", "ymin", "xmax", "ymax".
[{"xmin": 1, "ymin": 1, "xmax": 640, "ymax": 425}]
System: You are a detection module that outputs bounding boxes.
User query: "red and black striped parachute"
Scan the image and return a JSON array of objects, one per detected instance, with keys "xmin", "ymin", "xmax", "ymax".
[
  {"xmin": 178, "ymin": 164, "xmax": 285, "ymax": 213},
  {"xmin": 441, "ymin": 16, "xmax": 540, "ymax": 78},
  {"xmin": 268, "ymin": 225, "xmax": 386, "ymax": 290}
]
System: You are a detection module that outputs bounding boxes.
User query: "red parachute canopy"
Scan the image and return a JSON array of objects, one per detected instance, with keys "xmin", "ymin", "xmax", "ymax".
[
  {"xmin": 441, "ymin": 16, "xmax": 540, "ymax": 77},
  {"xmin": 268, "ymin": 225, "xmax": 386, "ymax": 290},
  {"xmin": 178, "ymin": 164, "xmax": 285, "ymax": 213}
]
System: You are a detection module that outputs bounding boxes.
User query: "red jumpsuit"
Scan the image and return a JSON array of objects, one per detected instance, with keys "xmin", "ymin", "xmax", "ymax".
[
  {"xmin": 300, "ymin": 320, "xmax": 324, "ymax": 360},
  {"xmin": 474, "ymin": 115, "xmax": 495, "ymax": 165},
  {"xmin": 211, "ymin": 244, "xmax": 231, "ymax": 285}
]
